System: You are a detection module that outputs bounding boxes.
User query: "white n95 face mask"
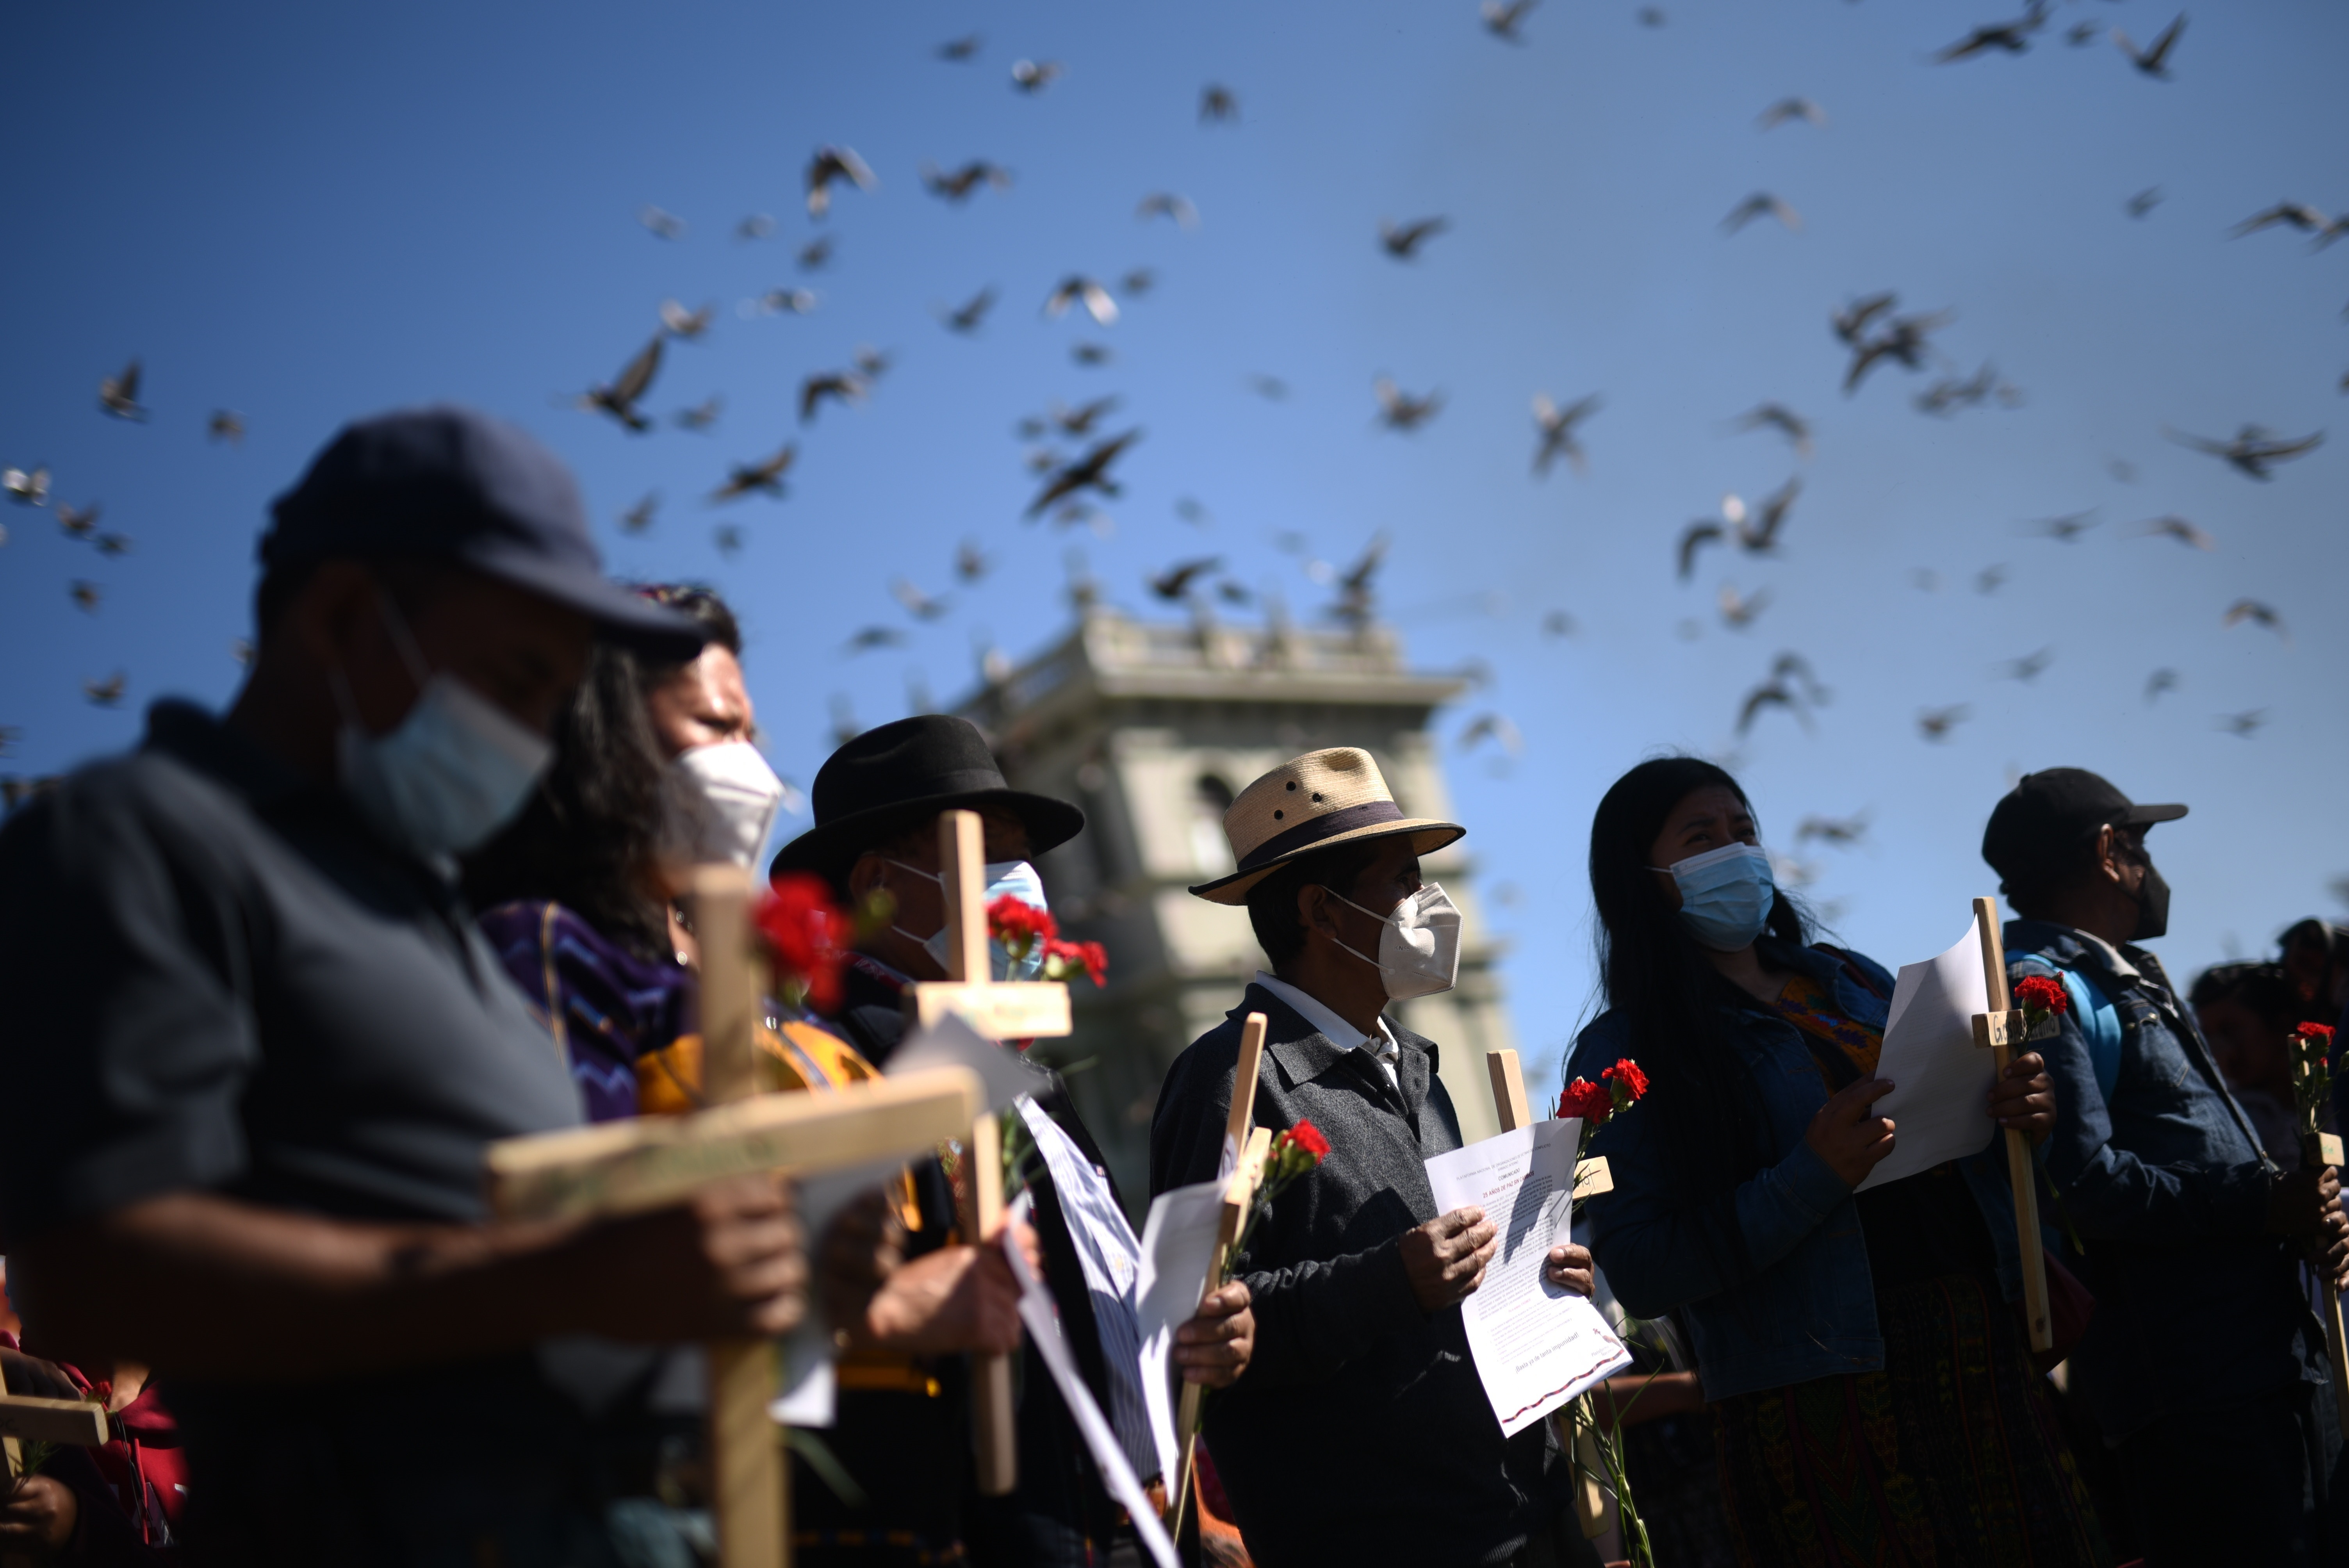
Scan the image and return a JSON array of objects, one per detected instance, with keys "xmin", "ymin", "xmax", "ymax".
[
  {"xmin": 668, "ymin": 740, "xmax": 788, "ymax": 871},
  {"xmin": 1326, "ymin": 881, "xmax": 1463, "ymax": 1000},
  {"xmin": 890, "ymin": 858, "xmax": 1052, "ymax": 981}
]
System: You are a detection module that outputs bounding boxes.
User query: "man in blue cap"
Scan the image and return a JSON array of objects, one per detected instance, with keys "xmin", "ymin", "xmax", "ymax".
[{"xmin": 0, "ymin": 407, "xmax": 808, "ymax": 1563}]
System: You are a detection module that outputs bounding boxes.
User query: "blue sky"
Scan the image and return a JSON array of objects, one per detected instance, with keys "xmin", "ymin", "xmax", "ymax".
[{"xmin": 3, "ymin": 0, "xmax": 2343, "ymax": 1088}]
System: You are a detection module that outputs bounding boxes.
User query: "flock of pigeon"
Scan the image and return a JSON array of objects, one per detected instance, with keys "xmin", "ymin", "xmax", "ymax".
[{"xmin": 2, "ymin": 1, "xmax": 2339, "ymax": 810}]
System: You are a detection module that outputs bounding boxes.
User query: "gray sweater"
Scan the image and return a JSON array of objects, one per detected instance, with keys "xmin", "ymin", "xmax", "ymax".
[{"xmin": 1148, "ymin": 983, "xmax": 1566, "ymax": 1568}]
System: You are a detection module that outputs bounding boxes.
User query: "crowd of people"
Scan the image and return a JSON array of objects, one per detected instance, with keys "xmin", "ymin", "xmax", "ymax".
[{"xmin": 0, "ymin": 405, "xmax": 2343, "ymax": 1568}]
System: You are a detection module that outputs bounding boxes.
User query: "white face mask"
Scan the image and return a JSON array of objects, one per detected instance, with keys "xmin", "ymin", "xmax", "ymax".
[
  {"xmin": 1325, "ymin": 881, "xmax": 1463, "ymax": 1000},
  {"xmin": 888, "ymin": 858, "xmax": 1052, "ymax": 981},
  {"xmin": 667, "ymin": 740, "xmax": 787, "ymax": 871}
]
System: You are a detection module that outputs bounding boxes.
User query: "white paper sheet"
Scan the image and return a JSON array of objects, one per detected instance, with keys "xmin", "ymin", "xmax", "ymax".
[
  {"xmin": 1423, "ymin": 1121, "xmax": 1632, "ymax": 1437},
  {"xmin": 887, "ymin": 1013, "xmax": 1057, "ymax": 1111},
  {"xmin": 1004, "ymin": 1194, "xmax": 1181, "ymax": 1568},
  {"xmin": 1133, "ymin": 1178, "xmax": 1227, "ymax": 1491},
  {"xmin": 1857, "ymin": 921, "xmax": 1995, "ymax": 1192}
]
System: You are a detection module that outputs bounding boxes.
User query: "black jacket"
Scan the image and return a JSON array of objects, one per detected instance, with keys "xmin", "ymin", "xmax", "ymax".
[{"xmin": 1150, "ymin": 984, "xmax": 1566, "ymax": 1568}]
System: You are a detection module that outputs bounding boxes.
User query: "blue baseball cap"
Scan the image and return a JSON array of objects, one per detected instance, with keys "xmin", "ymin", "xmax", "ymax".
[{"xmin": 260, "ymin": 404, "xmax": 705, "ymax": 660}]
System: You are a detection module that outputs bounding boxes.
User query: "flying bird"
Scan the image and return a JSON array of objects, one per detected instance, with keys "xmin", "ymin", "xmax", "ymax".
[
  {"xmin": 1736, "ymin": 679, "xmax": 1808, "ymax": 736},
  {"xmin": 2126, "ymin": 187, "xmax": 2163, "ymax": 218},
  {"xmin": 1731, "ymin": 402, "xmax": 1813, "ymax": 458},
  {"xmin": 921, "ymin": 160, "xmax": 1013, "ymax": 201},
  {"xmin": 208, "ymin": 410, "xmax": 245, "ymax": 444},
  {"xmin": 1010, "ymin": 59, "xmax": 1062, "ymax": 93},
  {"xmin": 710, "ymin": 442, "xmax": 797, "ymax": 502},
  {"xmin": 1246, "ymin": 374, "xmax": 1289, "ymax": 401},
  {"xmin": 1200, "ymin": 84, "xmax": 1238, "ymax": 123},
  {"xmin": 1934, "ymin": 2, "xmax": 2049, "ymax": 62},
  {"xmin": 1736, "ymin": 478, "xmax": 1801, "ymax": 554},
  {"xmin": 1147, "ymin": 557, "xmax": 1222, "ymax": 600},
  {"xmin": 736, "ymin": 213, "xmax": 775, "ymax": 240},
  {"xmin": 1216, "ymin": 581, "xmax": 1253, "ymax": 608},
  {"xmin": 1832, "ymin": 293, "xmax": 1897, "ymax": 347},
  {"xmin": 1027, "ymin": 430, "xmax": 1142, "ymax": 519},
  {"xmin": 70, "ymin": 581, "xmax": 99, "ymax": 613},
  {"xmin": 4, "ymin": 466, "xmax": 50, "ymax": 506},
  {"xmin": 1373, "ymin": 378, "xmax": 1443, "ymax": 431},
  {"xmin": 98, "ymin": 359, "xmax": 145, "ymax": 420},
  {"xmin": 1329, "ymin": 534, "xmax": 1390, "ymax": 626},
  {"xmin": 1174, "ymin": 496, "xmax": 1211, "ymax": 526},
  {"xmin": 1458, "ymin": 712, "xmax": 1524, "ymax": 755},
  {"xmin": 2222, "ymin": 598, "xmax": 2288, "ymax": 642},
  {"xmin": 674, "ymin": 396, "xmax": 722, "ymax": 431},
  {"xmin": 1998, "ymin": 647, "xmax": 2056, "ymax": 682},
  {"xmin": 853, "ymin": 346, "xmax": 891, "ymax": 381},
  {"xmin": 2217, "ymin": 708, "xmax": 2267, "ymax": 738},
  {"xmin": 1841, "ymin": 305, "xmax": 1952, "ymax": 394},
  {"xmin": 1976, "ymin": 564, "xmax": 2009, "ymax": 594},
  {"xmin": 55, "ymin": 501, "xmax": 97, "ymax": 537},
  {"xmin": 1070, "ymin": 342, "xmax": 1113, "ymax": 367},
  {"xmin": 2144, "ymin": 668, "xmax": 2180, "ymax": 703},
  {"xmin": 2113, "ymin": 14, "xmax": 2185, "ymax": 78},
  {"xmin": 1542, "ymin": 610, "xmax": 1577, "ymax": 638},
  {"xmin": 1757, "ymin": 96, "xmax": 1826, "ymax": 130},
  {"xmin": 890, "ymin": 579, "xmax": 952, "ymax": 621},
  {"xmin": 638, "ymin": 206, "xmax": 685, "ymax": 240},
  {"xmin": 1050, "ymin": 396, "xmax": 1121, "ymax": 437},
  {"xmin": 754, "ymin": 287, "xmax": 817, "ymax": 316},
  {"xmin": 1043, "ymin": 276, "xmax": 1119, "ymax": 325},
  {"xmin": 805, "ymin": 145, "xmax": 877, "ymax": 219},
  {"xmin": 1914, "ymin": 362, "xmax": 2021, "ymax": 416},
  {"xmin": 1378, "ymin": 217, "xmax": 1449, "ymax": 259},
  {"xmin": 659, "ymin": 300, "xmax": 713, "ymax": 339},
  {"xmin": 1718, "ymin": 584, "xmax": 1772, "ymax": 629},
  {"xmin": 797, "ymin": 235, "xmax": 835, "ymax": 272},
  {"xmin": 939, "ymin": 287, "xmax": 997, "ymax": 333},
  {"xmin": 2165, "ymin": 424, "xmax": 2323, "ymax": 480},
  {"xmin": 2132, "ymin": 515, "xmax": 2214, "ymax": 550},
  {"xmin": 2066, "ymin": 20, "xmax": 2100, "ymax": 46},
  {"xmin": 937, "ymin": 34, "xmax": 981, "ymax": 60},
  {"xmin": 844, "ymin": 627, "xmax": 907, "ymax": 654},
  {"xmin": 955, "ymin": 539, "xmax": 991, "ymax": 583},
  {"xmin": 713, "ymin": 525, "xmax": 743, "ymax": 558},
  {"xmin": 1531, "ymin": 394, "xmax": 1602, "ymax": 476},
  {"xmin": 1136, "ymin": 191, "xmax": 1199, "ymax": 229},
  {"xmin": 1796, "ymin": 813, "xmax": 1868, "ymax": 847},
  {"xmin": 619, "ymin": 494, "xmax": 658, "ymax": 535},
  {"xmin": 1480, "ymin": 0, "xmax": 1538, "ymax": 43},
  {"xmin": 799, "ymin": 371, "xmax": 869, "ymax": 424},
  {"xmin": 2231, "ymin": 201, "xmax": 2335, "ymax": 240},
  {"xmin": 579, "ymin": 336, "xmax": 663, "ymax": 431},
  {"xmin": 1917, "ymin": 705, "xmax": 1971, "ymax": 741},
  {"xmin": 2026, "ymin": 509, "xmax": 2098, "ymax": 542},
  {"xmin": 1722, "ymin": 193, "xmax": 1802, "ymax": 233},
  {"xmin": 1121, "ymin": 268, "xmax": 1156, "ymax": 298},
  {"xmin": 1677, "ymin": 521, "xmax": 1724, "ymax": 582},
  {"xmin": 94, "ymin": 532, "xmax": 131, "ymax": 558},
  {"xmin": 83, "ymin": 674, "xmax": 127, "ymax": 707}
]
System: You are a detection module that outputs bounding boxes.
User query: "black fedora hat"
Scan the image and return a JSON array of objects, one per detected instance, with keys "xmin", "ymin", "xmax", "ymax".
[{"xmin": 771, "ymin": 715, "xmax": 1085, "ymax": 888}]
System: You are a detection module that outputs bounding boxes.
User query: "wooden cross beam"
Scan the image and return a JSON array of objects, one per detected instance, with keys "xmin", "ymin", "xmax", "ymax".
[
  {"xmin": 5, "ymin": 1375, "xmax": 112, "ymax": 1568},
  {"xmin": 1967, "ymin": 896, "xmax": 2053, "ymax": 1355},
  {"xmin": 904, "ymin": 808, "xmax": 1076, "ymax": 1499},
  {"xmin": 483, "ymin": 866, "xmax": 985, "ymax": 1568},
  {"xmin": 1484, "ymin": 1049, "xmax": 1612, "ymax": 1198}
]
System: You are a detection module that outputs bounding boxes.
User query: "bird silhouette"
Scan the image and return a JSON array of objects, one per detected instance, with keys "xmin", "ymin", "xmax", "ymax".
[
  {"xmin": 890, "ymin": 579, "xmax": 952, "ymax": 621},
  {"xmin": 2216, "ymin": 709, "xmax": 2267, "ymax": 738},
  {"xmin": 955, "ymin": 540, "xmax": 991, "ymax": 583},
  {"xmin": 2066, "ymin": 20, "xmax": 2100, "ymax": 46},
  {"xmin": 2126, "ymin": 187, "xmax": 2164, "ymax": 218},
  {"xmin": 1458, "ymin": 712, "xmax": 1524, "ymax": 754},
  {"xmin": 1757, "ymin": 96, "xmax": 1826, "ymax": 130},
  {"xmin": 2165, "ymin": 425, "xmax": 2323, "ymax": 480},
  {"xmin": 674, "ymin": 396, "xmax": 722, "ymax": 431},
  {"xmin": 4, "ymin": 466, "xmax": 51, "ymax": 506},
  {"xmin": 1148, "ymin": 557, "xmax": 1221, "ymax": 600},
  {"xmin": 2131, "ymin": 515, "xmax": 2214, "ymax": 550},
  {"xmin": 1200, "ymin": 84, "xmax": 1239, "ymax": 123},
  {"xmin": 1796, "ymin": 813, "xmax": 1868, "ymax": 846},
  {"xmin": 99, "ymin": 359, "xmax": 145, "ymax": 420},
  {"xmin": 579, "ymin": 336, "xmax": 663, "ymax": 432},
  {"xmin": 800, "ymin": 371, "xmax": 869, "ymax": 424},
  {"xmin": 70, "ymin": 581, "xmax": 99, "ymax": 613},
  {"xmin": 1043, "ymin": 276, "xmax": 1119, "ymax": 325},
  {"xmin": 1731, "ymin": 402, "xmax": 1814, "ymax": 458},
  {"xmin": 1531, "ymin": 394, "xmax": 1602, "ymax": 475},
  {"xmin": 1917, "ymin": 705, "xmax": 1971, "ymax": 741},
  {"xmin": 94, "ymin": 532, "xmax": 131, "ymax": 558},
  {"xmin": 1541, "ymin": 609, "xmax": 1577, "ymax": 638},
  {"xmin": 1011, "ymin": 59, "xmax": 1063, "ymax": 93},
  {"xmin": 1915, "ymin": 362, "xmax": 2021, "ymax": 415},
  {"xmin": 1934, "ymin": 1, "xmax": 2048, "ymax": 62},
  {"xmin": 638, "ymin": 206, "xmax": 685, "ymax": 240},
  {"xmin": 1832, "ymin": 294, "xmax": 1898, "ymax": 347},
  {"xmin": 2231, "ymin": 201, "xmax": 2338, "ymax": 241},
  {"xmin": 2026, "ymin": 509, "xmax": 2098, "ymax": 542},
  {"xmin": 1480, "ymin": 0, "xmax": 1538, "ymax": 43},
  {"xmin": 208, "ymin": 410, "xmax": 245, "ymax": 444},
  {"xmin": 54, "ymin": 501, "xmax": 97, "ymax": 538},
  {"xmin": 1329, "ymin": 534, "xmax": 1391, "ymax": 625},
  {"xmin": 1841, "ymin": 306, "xmax": 1951, "ymax": 394},
  {"xmin": 754, "ymin": 287, "xmax": 817, "ymax": 316},
  {"xmin": 1047, "ymin": 396, "xmax": 1121, "ymax": 437},
  {"xmin": 2222, "ymin": 599, "xmax": 2288, "ymax": 642},
  {"xmin": 1998, "ymin": 647, "xmax": 2056, "ymax": 682},
  {"xmin": 712, "ymin": 525, "xmax": 743, "ymax": 558},
  {"xmin": 1736, "ymin": 478, "xmax": 1801, "ymax": 554},
  {"xmin": 1136, "ymin": 191, "xmax": 1199, "ymax": 229},
  {"xmin": 1737, "ymin": 679, "xmax": 1807, "ymax": 736},
  {"xmin": 937, "ymin": 34, "xmax": 981, "ymax": 61},
  {"xmin": 921, "ymin": 160, "xmax": 1013, "ymax": 201},
  {"xmin": 797, "ymin": 235, "xmax": 836, "ymax": 272},
  {"xmin": 805, "ymin": 145, "xmax": 877, "ymax": 219},
  {"xmin": 2113, "ymin": 14, "xmax": 2185, "ymax": 78},
  {"xmin": 83, "ymin": 674, "xmax": 127, "ymax": 707},
  {"xmin": 710, "ymin": 442, "xmax": 797, "ymax": 503},
  {"xmin": 1718, "ymin": 583, "xmax": 1772, "ymax": 629},
  {"xmin": 659, "ymin": 300, "xmax": 714, "ymax": 339},
  {"xmin": 1379, "ymin": 218, "xmax": 1449, "ymax": 259},
  {"xmin": 853, "ymin": 346, "xmax": 891, "ymax": 381},
  {"xmin": 1121, "ymin": 268, "xmax": 1156, "ymax": 298},
  {"xmin": 736, "ymin": 213, "xmax": 776, "ymax": 240},
  {"xmin": 1246, "ymin": 374, "xmax": 1289, "ymax": 401},
  {"xmin": 1677, "ymin": 522, "xmax": 1725, "ymax": 582},
  {"xmin": 619, "ymin": 494, "xmax": 658, "ymax": 535},
  {"xmin": 1070, "ymin": 342, "xmax": 1113, "ymax": 367},
  {"xmin": 939, "ymin": 287, "xmax": 997, "ymax": 334},
  {"xmin": 1722, "ymin": 193, "xmax": 1802, "ymax": 233},
  {"xmin": 1374, "ymin": 378, "xmax": 1443, "ymax": 431},
  {"xmin": 1216, "ymin": 581, "xmax": 1253, "ymax": 608},
  {"xmin": 2145, "ymin": 668, "xmax": 2180, "ymax": 703},
  {"xmin": 1977, "ymin": 564, "xmax": 2010, "ymax": 595},
  {"xmin": 845, "ymin": 627, "xmax": 907, "ymax": 653},
  {"xmin": 1027, "ymin": 430, "xmax": 1142, "ymax": 519},
  {"xmin": 1174, "ymin": 497, "xmax": 1211, "ymax": 526}
]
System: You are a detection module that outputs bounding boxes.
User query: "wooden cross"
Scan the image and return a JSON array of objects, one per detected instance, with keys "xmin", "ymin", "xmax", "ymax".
[
  {"xmin": 1967, "ymin": 896, "xmax": 2054, "ymax": 1354},
  {"xmin": 1484, "ymin": 1049, "xmax": 1611, "ymax": 1541},
  {"xmin": 483, "ymin": 865, "xmax": 986, "ymax": 1568},
  {"xmin": 4, "ymin": 1367, "xmax": 112, "ymax": 1568},
  {"xmin": 2292, "ymin": 1025, "xmax": 2349, "ymax": 1426},
  {"xmin": 1171, "ymin": 1010, "xmax": 1272, "ymax": 1531},
  {"xmin": 903, "ymin": 808, "xmax": 1076, "ymax": 1498}
]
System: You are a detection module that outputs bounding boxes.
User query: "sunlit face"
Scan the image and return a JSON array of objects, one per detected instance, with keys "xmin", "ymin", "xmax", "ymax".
[
  {"xmin": 1645, "ymin": 784, "xmax": 1758, "ymax": 911},
  {"xmin": 644, "ymin": 644, "xmax": 754, "ymax": 758}
]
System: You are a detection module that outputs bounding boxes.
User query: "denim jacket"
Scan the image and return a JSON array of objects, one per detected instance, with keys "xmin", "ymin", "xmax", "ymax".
[
  {"xmin": 1568, "ymin": 940, "xmax": 2026, "ymax": 1402},
  {"xmin": 2005, "ymin": 919, "xmax": 2320, "ymax": 1437}
]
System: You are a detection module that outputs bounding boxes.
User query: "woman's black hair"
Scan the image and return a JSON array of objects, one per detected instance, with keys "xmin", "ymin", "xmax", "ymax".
[{"xmin": 1587, "ymin": 757, "xmax": 1810, "ymax": 1243}]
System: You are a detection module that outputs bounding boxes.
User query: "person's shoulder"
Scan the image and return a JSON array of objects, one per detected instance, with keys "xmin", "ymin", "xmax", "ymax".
[
  {"xmin": 0, "ymin": 740, "xmax": 235, "ymax": 871},
  {"xmin": 1811, "ymin": 942, "xmax": 1896, "ymax": 993},
  {"xmin": 1567, "ymin": 1007, "xmax": 1631, "ymax": 1078}
]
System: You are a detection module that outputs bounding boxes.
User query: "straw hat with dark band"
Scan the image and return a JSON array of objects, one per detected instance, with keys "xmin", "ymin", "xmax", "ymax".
[{"xmin": 1189, "ymin": 747, "xmax": 1463, "ymax": 904}]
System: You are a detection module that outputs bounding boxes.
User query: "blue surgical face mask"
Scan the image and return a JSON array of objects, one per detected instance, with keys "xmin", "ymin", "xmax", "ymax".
[
  {"xmin": 331, "ymin": 594, "xmax": 554, "ymax": 868},
  {"xmin": 1652, "ymin": 841, "xmax": 1775, "ymax": 952},
  {"xmin": 889, "ymin": 858, "xmax": 1051, "ymax": 981}
]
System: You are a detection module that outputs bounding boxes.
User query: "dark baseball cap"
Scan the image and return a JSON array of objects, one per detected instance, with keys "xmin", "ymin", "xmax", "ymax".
[
  {"xmin": 1982, "ymin": 767, "xmax": 2187, "ymax": 884},
  {"xmin": 259, "ymin": 405, "xmax": 705, "ymax": 660}
]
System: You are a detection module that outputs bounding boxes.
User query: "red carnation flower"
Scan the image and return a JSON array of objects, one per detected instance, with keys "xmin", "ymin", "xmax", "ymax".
[
  {"xmin": 2014, "ymin": 975, "xmax": 2070, "ymax": 1018},
  {"xmin": 2300, "ymin": 1022, "xmax": 2338, "ymax": 1045},
  {"xmin": 987, "ymin": 894, "xmax": 1058, "ymax": 955},
  {"xmin": 1603, "ymin": 1059, "xmax": 1650, "ymax": 1099},
  {"xmin": 756, "ymin": 872, "xmax": 849, "ymax": 1013},
  {"xmin": 1556, "ymin": 1078, "xmax": 1613, "ymax": 1124},
  {"xmin": 1289, "ymin": 1120, "xmax": 1331, "ymax": 1162}
]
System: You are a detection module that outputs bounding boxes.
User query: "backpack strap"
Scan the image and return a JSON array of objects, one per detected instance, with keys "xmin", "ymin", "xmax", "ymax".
[{"xmin": 2010, "ymin": 951, "xmax": 2124, "ymax": 1103}]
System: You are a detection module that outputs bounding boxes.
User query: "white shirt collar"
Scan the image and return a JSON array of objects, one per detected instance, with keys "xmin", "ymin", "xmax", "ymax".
[{"xmin": 1253, "ymin": 971, "xmax": 1400, "ymax": 1087}]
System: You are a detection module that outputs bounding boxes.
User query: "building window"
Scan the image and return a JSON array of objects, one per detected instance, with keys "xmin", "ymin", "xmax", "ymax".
[{"xmin": 1191, "ymin": 773, "xmax": 1235, "ymax": 876}]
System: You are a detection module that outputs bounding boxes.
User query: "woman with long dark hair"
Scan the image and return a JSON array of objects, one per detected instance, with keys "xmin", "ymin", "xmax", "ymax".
[{"xmin": 1567, "ymin": 756, "xmax": 2109, "ymax": 1566}]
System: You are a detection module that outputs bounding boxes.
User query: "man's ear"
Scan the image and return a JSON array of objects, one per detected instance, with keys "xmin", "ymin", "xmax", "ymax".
[
  {"xmin": 1296, "ymin": 881, "xmax": 1338, "ymax": 941},
  {"xmin": 2091, "ymin": 823, "xmax": 2123, "ymax": 886},
  {"xmin": 282, "ymin": 560, "xmax": 376, "ymax": 670},
  {"xmin": 846, "ymin": 852, "xmax": 886, "ymax": 905}
]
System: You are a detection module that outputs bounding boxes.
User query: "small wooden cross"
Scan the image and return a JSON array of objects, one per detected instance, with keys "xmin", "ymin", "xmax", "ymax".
[
  {"xmin": 483, "ymin": 865, "xmax": 985, "ymax": 1568},
  {"xmin": 4, "ymin": 1365, "xmax": 112, "ymax": 1568},
  {"xmin": 1967, "ymin": 896, "xmax": 2053, "ymax": 1355}
]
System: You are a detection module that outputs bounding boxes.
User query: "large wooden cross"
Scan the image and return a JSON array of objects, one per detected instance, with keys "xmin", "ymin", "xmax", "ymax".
[
  {"xmin": 483, "ymin": 865, "xmax": 985, "ymax": 1568},
  {"xmin": 1967, "ymin": 896, "xmax": 2054, "ymax": 1354}
]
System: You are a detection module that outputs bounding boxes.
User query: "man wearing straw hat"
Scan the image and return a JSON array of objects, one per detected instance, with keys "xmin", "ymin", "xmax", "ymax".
[{"xmin": 1150, "ymin": 747, "xmax": 1597, "ymax": 1568}]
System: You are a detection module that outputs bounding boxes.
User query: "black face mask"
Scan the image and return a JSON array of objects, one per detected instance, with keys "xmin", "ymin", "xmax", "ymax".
[{"xmin": 2129, "ymin": 857, "xmax": 2171, "ymax": 942}]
